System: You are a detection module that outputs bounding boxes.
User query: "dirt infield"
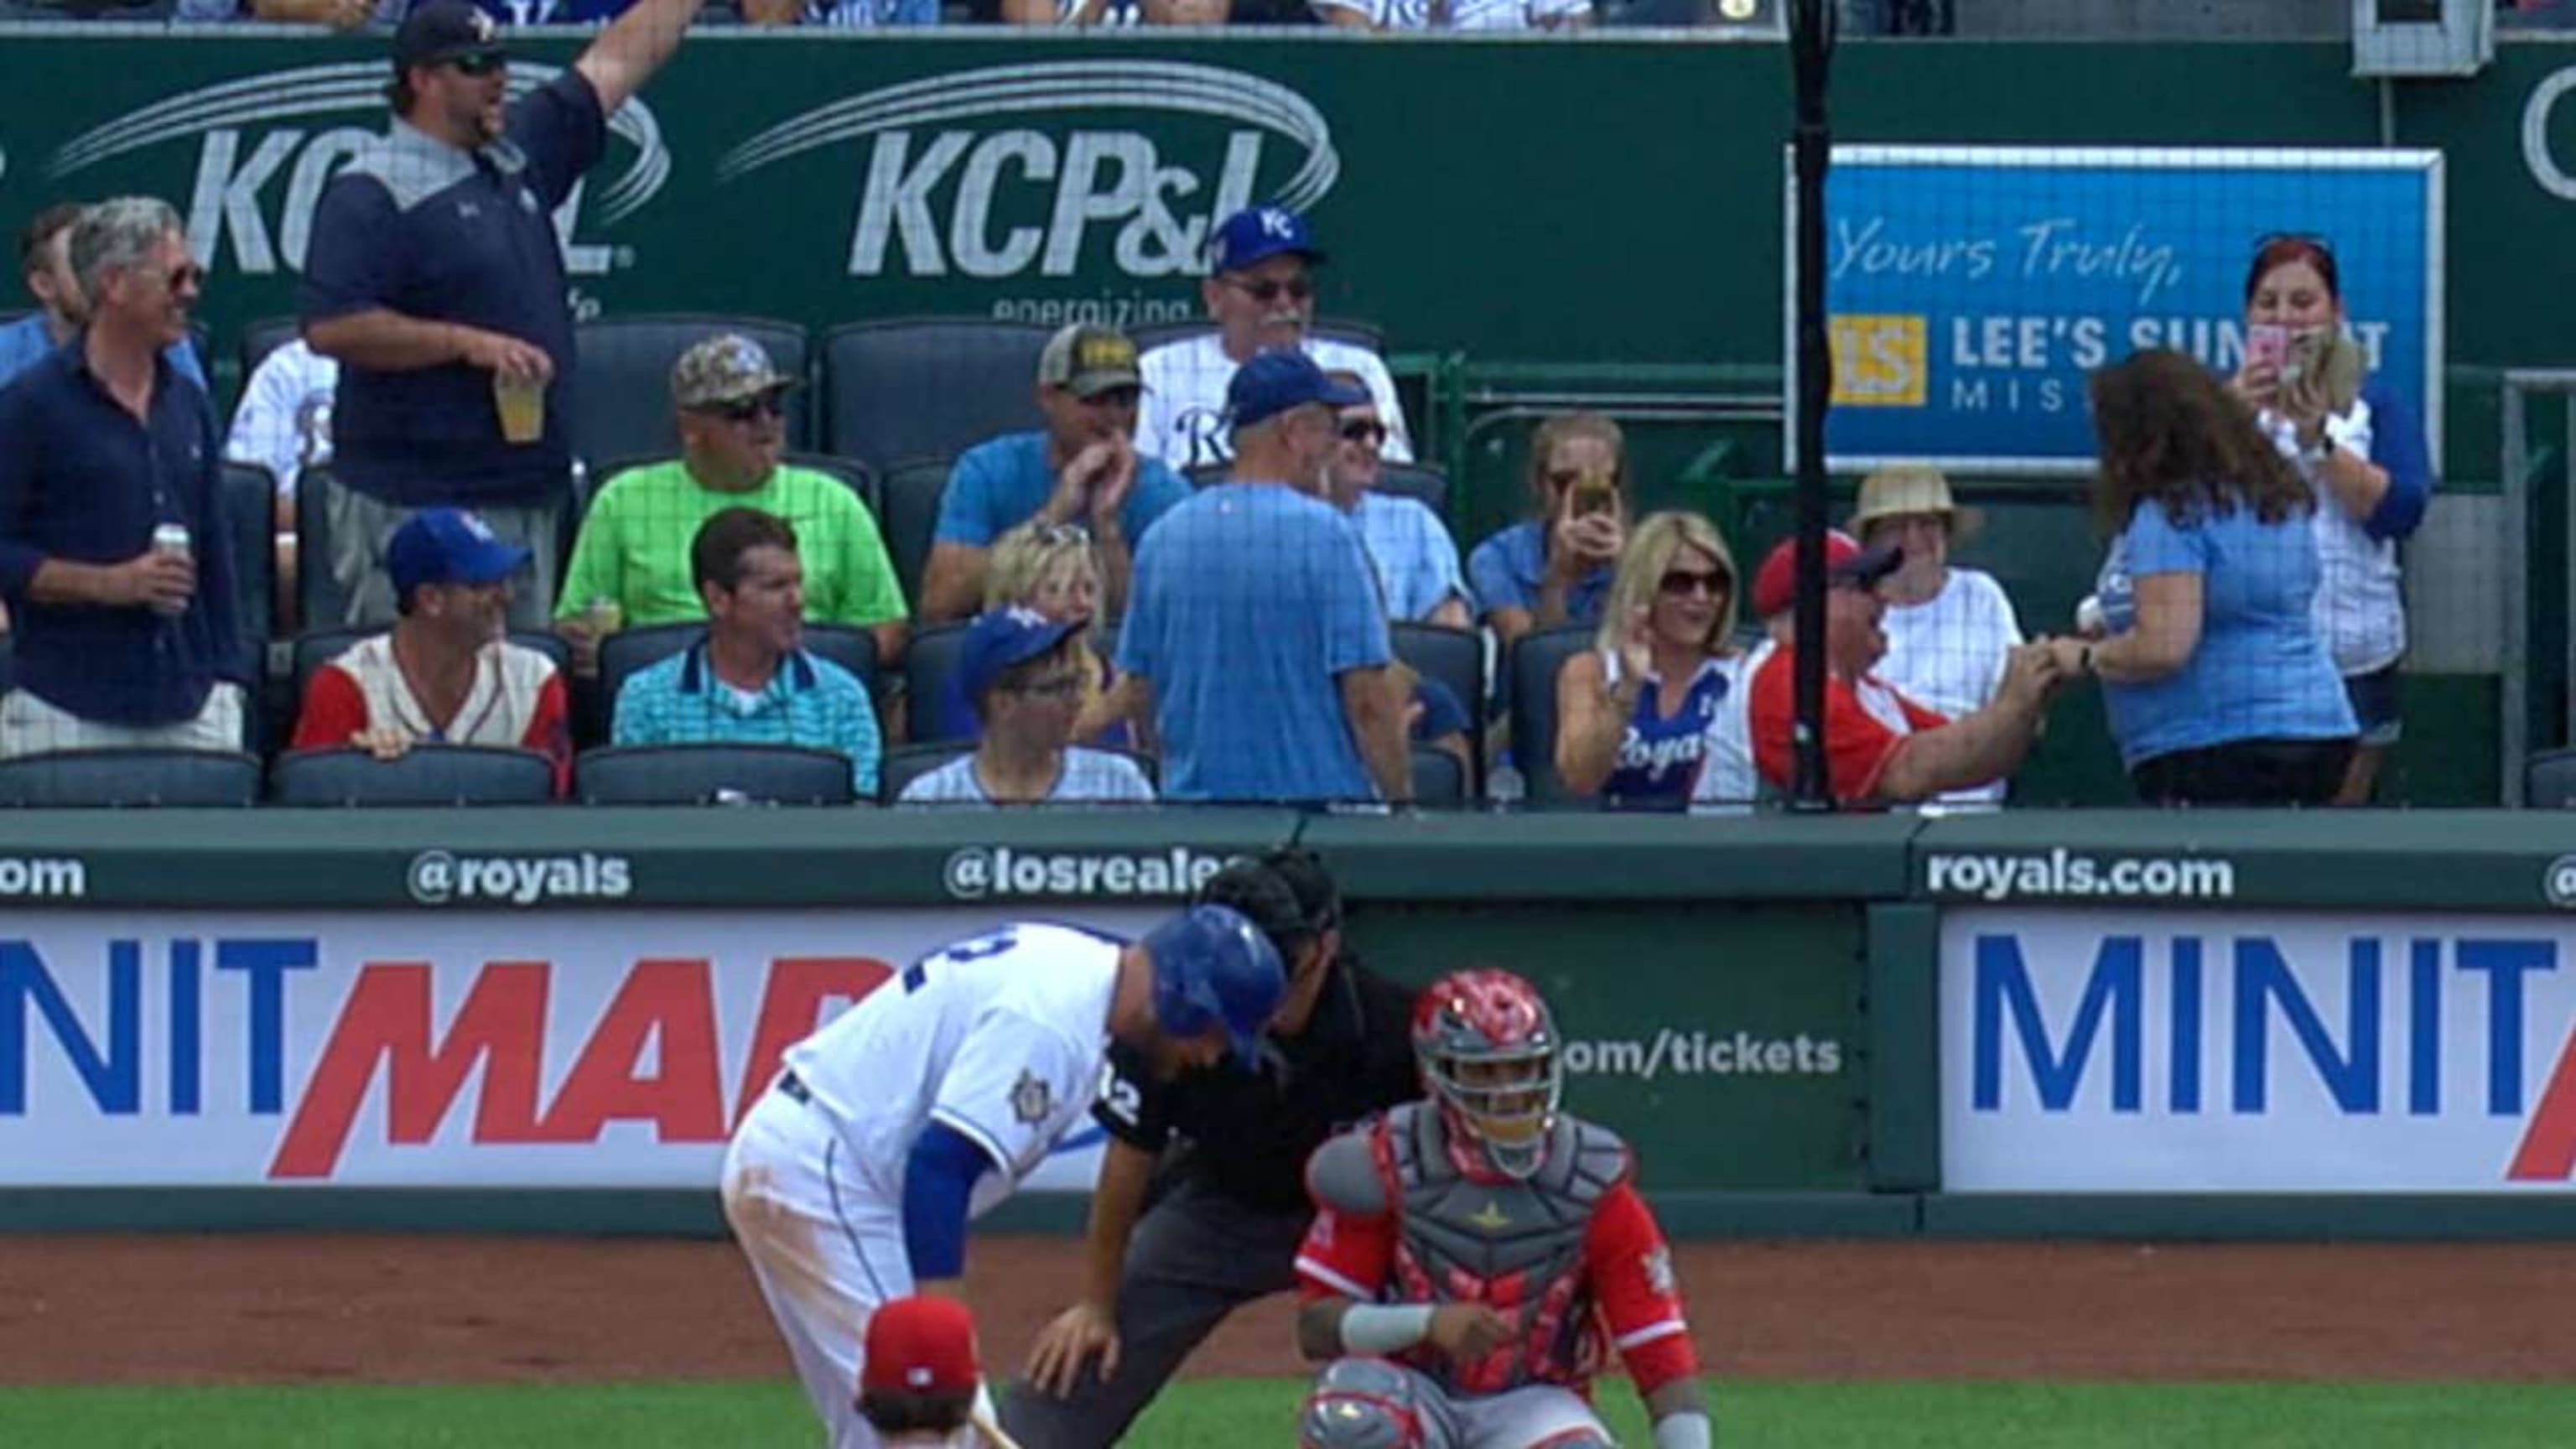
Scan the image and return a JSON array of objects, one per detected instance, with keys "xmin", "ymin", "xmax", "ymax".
[{"xmin": 3, "ymin": 1234, "xmax": 2573, "ymax": 1387}]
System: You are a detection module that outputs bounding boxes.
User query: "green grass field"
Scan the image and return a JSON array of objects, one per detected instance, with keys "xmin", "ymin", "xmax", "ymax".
[{"xmin": 3, "ymin": 1379, "xmax": 2574, "ymax": 1447}]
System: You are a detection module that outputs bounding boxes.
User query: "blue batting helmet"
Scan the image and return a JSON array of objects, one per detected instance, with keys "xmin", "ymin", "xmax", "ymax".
[{"xmin": 1140, "ymin": 903, "xmax": 1285, "ymax": 1062}]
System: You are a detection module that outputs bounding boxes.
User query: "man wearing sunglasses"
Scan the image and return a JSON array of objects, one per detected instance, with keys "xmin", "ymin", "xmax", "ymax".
[
  {"xmin": 0, "ymin": 197, "xmax": 251, "ymax": 761},
  {"xmin": 1715, "ymin": 530, "xmax": 2064, "ymax": 810},
  {"xmin": 302, "ymin": 0, "xmax": 708, "ymax": 631},
  {"xmin": 1134, "ymin": 206, "xmax": 1414, "ymax": 473},
  {"xmin": 0, "ymin": 204, "xmax": 209, "ymax": 393},
  {"xmin": 557, "ymin": 334, "xmax": 906, "ymax": 671}
]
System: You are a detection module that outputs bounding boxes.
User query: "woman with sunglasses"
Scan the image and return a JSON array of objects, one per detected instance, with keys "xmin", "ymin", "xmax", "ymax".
[
  {"xmin": 1552, "ymin": 512, "xmax": 1746, "ymax": 810},
  {"xmin": 2229, "ymin": 234, "xmax": 2436, "ymax": 804},
  {"xmin": 1468, "ymin": 412, "xmax": 1627, "ymax": 653},
  {"xmin": 2058, "ymin": 349, "xmax": 2355, "ymax": 806},
  {"xmin": 951, "ymin": 520, "xmax": 1135, "ymax": 747}
]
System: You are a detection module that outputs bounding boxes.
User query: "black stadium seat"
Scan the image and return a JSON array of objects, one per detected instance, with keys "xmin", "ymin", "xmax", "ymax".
[
  {"xmin": 271, "ymin": 744, "xmax": 555, "ymax": 806},
  {"xmin": 218, "ymin": 462, "xmax": 278, "ymax": 677},
  {"xmin": 879, "ymin": 740, "xmax": 971, "ymax": 802},
  {"xmin": 819, "ymin": 319, "xmax": 1048, "ymax": 470},
  {"xmin": 236, "ymin": 314, "xmax": 301, "ymax": 382},
  {"xmin": 1391, "ymin": 620, "xmax": 1486, "ymax": 781},
  {"xmin": 1374, "ymin": 461, "xmax": 1451, "ymax": 521},
  {"xmin": 1410, "ymin": 745, "xmax": 1469, "ymax": 808},
  {"xmin": 901, "ymin": 620, "xmax": 974, "ymax": 744},
  {"xmin": 572, "ymin": 314, "xmax": 811, "ymax": 463},
  {"xmin": 2528, "ymin": 748, "xmax": 2576, "ymax": 808},
  {"xmin": 0, "ymin": 748, "xmax": 262, "ymax": 808},
  {"xmin": 1506, "ymin": 624, "xmax": 1596, "ymax": 807},
  {"xmin": 576, "ymin": 744, "xmax": 858, "ymax": 806},
  {"xmin": 876, "ymin": 456, "xmax": 951, "ymax": 614}
]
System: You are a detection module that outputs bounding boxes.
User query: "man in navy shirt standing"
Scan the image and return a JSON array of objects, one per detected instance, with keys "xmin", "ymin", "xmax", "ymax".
[
  {"xmin": 0, "ymin": 198, "xmax": 247, "ymax": 758},
  {"xmin": 301, "ymin": 0, "xmax": 705, "ymax": 631}
]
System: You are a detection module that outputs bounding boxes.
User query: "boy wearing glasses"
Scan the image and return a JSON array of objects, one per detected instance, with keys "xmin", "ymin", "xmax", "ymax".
[
  {"xmin": 897, "ymin": 608, "xmax": 1155, "ymax": 807},
  {"xmin": 1135, "ymin": 206, "xmax": 1414, "ymax": 472},
  {"xmin": 302, "ymin": 0, "xmax": 709, "ymax": 629},
  {"xmin": 555, "ymin": 333, "xmax": 906, "ymax": 669}
]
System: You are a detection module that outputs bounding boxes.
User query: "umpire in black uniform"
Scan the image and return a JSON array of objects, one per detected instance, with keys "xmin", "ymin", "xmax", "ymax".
[{"xmin": 1000, "ymin": 848, "xmax": 1419, "ymax": 1447}]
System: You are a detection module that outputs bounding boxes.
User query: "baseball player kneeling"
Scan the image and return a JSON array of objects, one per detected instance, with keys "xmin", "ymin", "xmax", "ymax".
[
  {"xmin": 721, "ymin": 906, "xmax": 1285, "ymax": 1449},
  {"xmin": 1291, "ymin": 969, "xmax": 1712, "ymax": 1449}
]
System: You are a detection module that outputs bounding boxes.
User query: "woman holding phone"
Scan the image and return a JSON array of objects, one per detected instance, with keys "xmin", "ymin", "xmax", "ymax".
[
  {"xmin": 2059, "ymin": 349, "xmax": 2355, "ymax": 806},
  {"xmin": 2231, "ymin": 234, "xmax": 2436, "ymax": 804},
  {"xmin": 1468, "ymin": 412, "xmax": 1628, "ymax": 652}
]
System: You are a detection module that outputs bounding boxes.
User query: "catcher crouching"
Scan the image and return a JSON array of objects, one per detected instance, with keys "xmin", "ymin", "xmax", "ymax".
[{"xmin": 1290, "ymin": 969, "xmax": 1712, "ymax": 1449}]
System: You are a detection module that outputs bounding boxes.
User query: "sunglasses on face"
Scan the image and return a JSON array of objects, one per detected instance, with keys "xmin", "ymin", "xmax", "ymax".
[
  {"xmin": 705, "ymin": 395, "xmax": 784, "ymax": 423},
  {"xmin": 1031, "ymin": 522, "xmax": 1092, "ymax": 547},
  {"xmin": 1223, "ymin": 275, "xmax": 1315, "ymax": 305},
  {"xmin": 164, "ymin": 262, "xmax": 205, "ymax": 293},
  {"xmin": 448, "ymin": 52, "xmax": 507, "ymax": 76},
  {"xmin": 1340, "ymin": 419, "xmax": 1387, "ymax": 446},
  {"xmin": 1657, "ymin": 569, "xmax": 1728, "ymax": 600}
]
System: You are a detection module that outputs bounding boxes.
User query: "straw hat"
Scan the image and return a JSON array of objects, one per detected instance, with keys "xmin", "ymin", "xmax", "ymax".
[{"xmin": 1850, "ymin": 465, "xmax": 1981, "ymax": 543}]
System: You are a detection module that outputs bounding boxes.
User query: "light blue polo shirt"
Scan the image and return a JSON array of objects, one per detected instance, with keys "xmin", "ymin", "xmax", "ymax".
[
  {"xmin": 2096, "ymin": 496, "xmax": 2355, "ymax": 769},
  {"xmin": 1116, "ymin": 482, "xmax": 1390, "ymax": 802}
]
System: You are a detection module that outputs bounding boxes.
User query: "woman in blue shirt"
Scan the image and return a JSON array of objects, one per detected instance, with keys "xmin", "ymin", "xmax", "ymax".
[
  {"xmin": 2057, "ymin": 349, "xmax": 2356, "ymax": 805},
  {"xmin": 1467, "ymin": 412, "xmax": 1626, "ymax": 654},
  {"xmin": 1552, "ymin": 510, "xmax": 1746, "ymax": 810}
]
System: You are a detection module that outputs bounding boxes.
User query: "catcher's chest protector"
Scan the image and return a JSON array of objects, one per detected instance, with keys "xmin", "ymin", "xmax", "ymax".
[{"xmin": 1381, "ymin": 1103, "xmax": 1630, "ymax": 1394}]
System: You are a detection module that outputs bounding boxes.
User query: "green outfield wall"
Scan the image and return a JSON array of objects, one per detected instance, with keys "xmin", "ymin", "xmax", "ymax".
[{"xmin": 5, "ymin": 808, "xmax": 2576, "ymax": 1239}]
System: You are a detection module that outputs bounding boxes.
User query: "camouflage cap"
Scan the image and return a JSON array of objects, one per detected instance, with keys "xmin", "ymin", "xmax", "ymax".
[
  {"xmin": 1036, "ymin": 324, "xmax": 1143, "ymax": 400},
  {"xmin": 672, "ymin": 333, "xmax": 796, "ymax": 411}
]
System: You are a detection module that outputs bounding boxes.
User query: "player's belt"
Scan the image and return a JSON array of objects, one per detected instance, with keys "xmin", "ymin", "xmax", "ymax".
[{"xmin": 776, "ymin": 1069, "xmax": 813, "ymax": 1106}]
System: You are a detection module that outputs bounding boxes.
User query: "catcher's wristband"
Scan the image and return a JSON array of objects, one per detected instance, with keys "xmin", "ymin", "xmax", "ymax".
[
  {"xmin": 1653, "ymin": 1410, "xmax": 1715, "ymax": 1449},
  {"xmin": 1337, "ymin": 1304, "xmax": 1436, "ymax": 1354}
]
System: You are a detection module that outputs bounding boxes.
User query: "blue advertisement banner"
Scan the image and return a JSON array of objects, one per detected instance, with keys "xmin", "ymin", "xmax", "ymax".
[{"xmin": 1789, "ymin": 147, "xmax": 2444, "ymax": 475}]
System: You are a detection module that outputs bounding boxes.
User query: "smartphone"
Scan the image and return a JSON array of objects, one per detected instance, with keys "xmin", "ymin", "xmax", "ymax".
[
  {"xmin": 2244, "ymin": 323, "xmax": 2289, "ymax": 375},
  {"xmin": 1569, "ymin": 468, "xmax": 1618, "ymax": 519}
]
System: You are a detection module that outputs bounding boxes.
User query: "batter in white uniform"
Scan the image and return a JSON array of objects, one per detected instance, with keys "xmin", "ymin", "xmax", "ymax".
[{"xmin": 722, "ymin": 906, "xmax": 1285, "ymax": 1449}]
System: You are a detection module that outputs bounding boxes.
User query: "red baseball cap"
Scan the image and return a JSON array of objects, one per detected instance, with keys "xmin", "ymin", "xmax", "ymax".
[
  {"xmin": 1750, "ymin": 529, "xmax": 1903, "ymax": 619},
  {"xmin": 862, "ymin": 1296, "xmax": 980, "ymax": 1396}
]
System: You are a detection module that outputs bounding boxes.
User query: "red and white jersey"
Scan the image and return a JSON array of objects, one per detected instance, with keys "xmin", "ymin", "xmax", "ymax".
[
  {"xmin": 1294, "ymin": 1106, "xmax": 1698, "ymax": 1398},
  {"xmin": 288, "ymin": 634, "xmax": 571, "ymax": 793}
]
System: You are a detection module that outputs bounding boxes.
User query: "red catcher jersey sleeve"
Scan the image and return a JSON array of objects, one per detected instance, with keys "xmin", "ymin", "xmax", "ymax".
[
  {"xmin": 1584, "ymin": 1179, "xmax": 1699, "ymax": 1393},
  {"xmin": 1294, "ymin": 1127, "xmax": 1399, "ymax": 1304}
]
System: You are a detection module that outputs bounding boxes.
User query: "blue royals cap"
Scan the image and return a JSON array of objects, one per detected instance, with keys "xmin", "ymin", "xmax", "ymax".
[
  {"xmin": 387, "ymin": 507, "xmax": 530, "ymax": 604},
  {"xmin": 1208, "ymin": 205, "xmax": 1325, "ymax": 274},
  {"xmin": 1224, "ymin": 349, "xmax": 1368, "ymax": 431},
  {"xmin": 957, "ymin": 606, "xmax": 1083, "ymax": 703}
]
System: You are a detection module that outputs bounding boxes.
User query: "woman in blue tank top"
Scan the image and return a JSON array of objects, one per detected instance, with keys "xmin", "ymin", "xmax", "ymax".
[{"xmin": 1553, "ymin": 511, "xmax": 1746, "ymax": 811}]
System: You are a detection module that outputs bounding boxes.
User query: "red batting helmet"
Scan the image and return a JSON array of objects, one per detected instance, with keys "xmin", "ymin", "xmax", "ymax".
[{"xmin": 1411, "ymin": 969, "xmax": 1562, "ymax": 1180}]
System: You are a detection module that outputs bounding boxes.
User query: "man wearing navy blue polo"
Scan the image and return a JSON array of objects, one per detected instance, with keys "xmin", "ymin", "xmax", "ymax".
[
  {"xmin": 0, "ymin": 198, "xmax": 248, "ymax": 758},
  {"xmin": 1111, "ymin": 351, "xmax": 1410, "ymax": 805},
  {"xmin": 301, "ymin": 0, "xmax": 706, "ymax": 631}
]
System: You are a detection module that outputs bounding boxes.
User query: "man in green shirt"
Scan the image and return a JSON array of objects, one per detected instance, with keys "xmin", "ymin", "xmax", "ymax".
[{"xmin": 556, "ymin": 332, "xmax": 907, "ymax": 669}]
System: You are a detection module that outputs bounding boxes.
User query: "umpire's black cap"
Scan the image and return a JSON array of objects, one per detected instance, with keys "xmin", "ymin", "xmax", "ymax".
[{"xmin": 1196, "ymin": 849, "xmax": 1338, "ymax": 959}]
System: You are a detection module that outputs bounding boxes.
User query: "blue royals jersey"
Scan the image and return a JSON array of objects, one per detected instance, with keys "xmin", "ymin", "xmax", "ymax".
[{"xmin": 1602, "ymin": 656, "xmax": 1732, "ymax": 811}]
